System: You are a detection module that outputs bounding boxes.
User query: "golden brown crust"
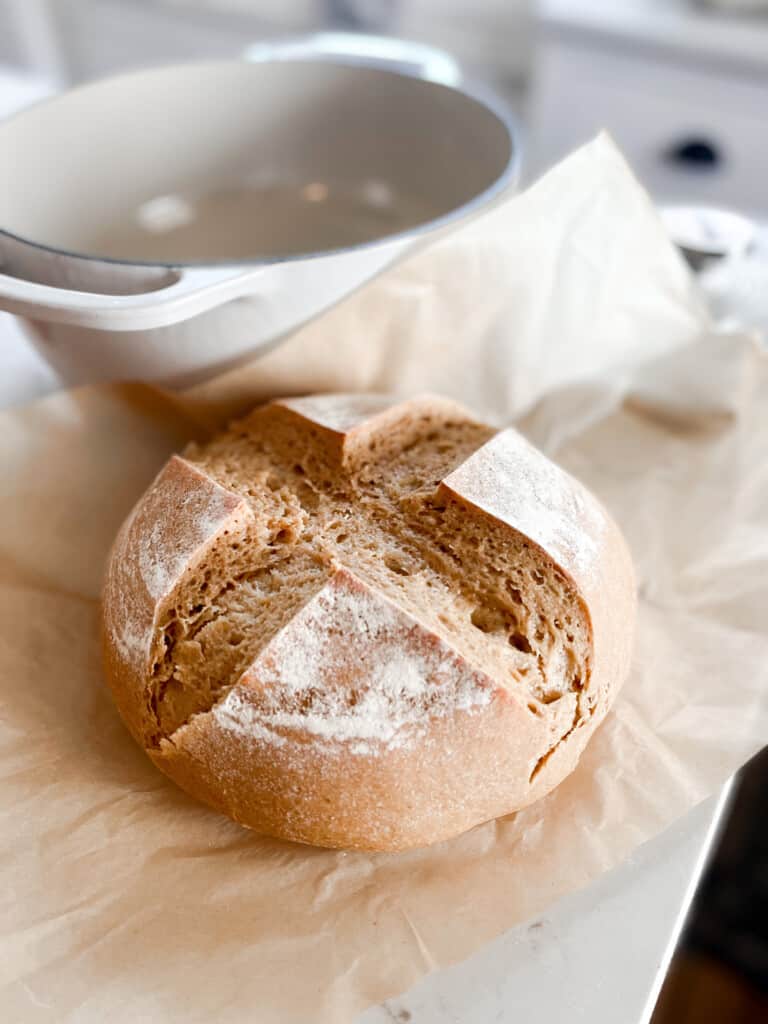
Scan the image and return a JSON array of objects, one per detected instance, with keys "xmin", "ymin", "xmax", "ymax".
[
  {"xmin": 151, "ymin": 568, "xmax": 541, "ymax": 851},
  {"xmin": 102, "ymin": 393, "xmax": 636, "ymax": 851},
  {"xmin": 440, "ymin": 428, "xmax": 637, "ymax": 800},
  {"xmin": 102, "ymin": 455, "xmax": 253, "ymax": 743}
]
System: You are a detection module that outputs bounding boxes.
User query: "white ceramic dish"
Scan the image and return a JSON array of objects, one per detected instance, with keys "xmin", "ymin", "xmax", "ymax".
[{"xmin": 0, "ymin": 56, "xmax": 518, "ymax": 387}]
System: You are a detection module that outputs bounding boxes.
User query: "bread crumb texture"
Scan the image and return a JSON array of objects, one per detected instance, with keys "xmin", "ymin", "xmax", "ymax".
[{"xmin": 102, "ymin": 393, "xmax": 635, "ymax": 850}]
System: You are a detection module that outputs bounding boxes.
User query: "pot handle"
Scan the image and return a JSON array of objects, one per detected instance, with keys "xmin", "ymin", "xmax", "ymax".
[{"xmin": 0, "ymin": 264, "xmax": 268, "ymax": 331}]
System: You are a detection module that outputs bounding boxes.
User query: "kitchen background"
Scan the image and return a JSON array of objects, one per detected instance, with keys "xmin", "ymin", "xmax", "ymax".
[{"xmin": 1, "ymin": 2, "xmax": 767, "ymax": 1021}]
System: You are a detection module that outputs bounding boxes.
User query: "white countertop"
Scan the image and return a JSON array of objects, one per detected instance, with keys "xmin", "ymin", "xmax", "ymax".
[
  {"xmin": 0, "ymin": 64, "xmax": 738, "ymax": 1024},
  {"xmin": 363, "ymin": 788, "xmax": 731, "ymax": 1024}
]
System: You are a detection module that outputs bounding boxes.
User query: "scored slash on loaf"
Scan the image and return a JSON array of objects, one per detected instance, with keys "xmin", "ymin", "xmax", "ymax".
[{"xmin": 102, "ymin": 393, "xmax": 636, "ymax": 851}]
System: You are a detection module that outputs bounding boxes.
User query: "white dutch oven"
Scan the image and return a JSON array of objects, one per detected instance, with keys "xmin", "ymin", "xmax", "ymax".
[{"xmin": 0, "ymin": 56, "xmax": 518, "ymax": 386}]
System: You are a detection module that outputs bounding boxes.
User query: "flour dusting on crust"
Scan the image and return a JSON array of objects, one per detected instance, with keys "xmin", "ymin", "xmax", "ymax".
[
  {"xmin": 444, "ymin": 429, "xmax": 606, "ymax": 577},
  {"xmin": 213, "ymin": 569, "xmax": 495, "ymax": 755},
  {"xmin": 138, "ymin": 484, "xmax": 241, "ymax": 601},
  {"xmin": 275, "ymin": 394, "xmax": 399, "ymax": 435},
  {"xmin": 106, "ymin": 456, "xmax": 249, "ymax": 673}
]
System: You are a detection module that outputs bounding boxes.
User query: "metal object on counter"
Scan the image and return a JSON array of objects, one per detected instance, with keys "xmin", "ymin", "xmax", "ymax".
[
  {"xmin": 660, "ymin": 205, "xmax": 768, "ymax": 344},
  {"xmin": 660, "ymin": 204, "xmax": 757, "ymax": 271}
]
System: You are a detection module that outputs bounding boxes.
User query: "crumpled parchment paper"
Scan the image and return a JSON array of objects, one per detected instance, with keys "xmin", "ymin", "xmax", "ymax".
[{"xmin": 1, "ymin": 135, "xmax": 766, "ymax": 1023}]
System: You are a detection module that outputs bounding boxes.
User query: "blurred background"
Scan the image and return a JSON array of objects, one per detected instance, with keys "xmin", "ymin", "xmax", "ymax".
[
  {"xmin": 3, "ymin": 0, "xmax": 768, "ymax": 213},
  {"xmin": 1, "ymin": 1, "xmax": 767, "ymax": 1020}
]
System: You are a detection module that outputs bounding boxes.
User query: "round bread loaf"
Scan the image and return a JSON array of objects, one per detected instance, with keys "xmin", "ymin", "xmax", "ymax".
[{"xmin": 102, "ymin": 393, "xmax": 636, "ymax": 851}]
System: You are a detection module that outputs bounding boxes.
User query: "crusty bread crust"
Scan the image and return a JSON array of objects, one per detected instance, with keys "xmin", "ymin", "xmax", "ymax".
[{"xmin": 102, "ymin": 394, "xmax": 636, "ymax": 851}]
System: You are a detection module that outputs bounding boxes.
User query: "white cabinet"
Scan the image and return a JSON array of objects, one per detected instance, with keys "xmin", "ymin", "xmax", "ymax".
[{"xmin": 528, "ymin": 0, "xmax": 768, "ymax": 216}]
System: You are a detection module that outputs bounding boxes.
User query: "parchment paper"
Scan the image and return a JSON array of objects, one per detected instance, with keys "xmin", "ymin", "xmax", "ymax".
[{"xmin": 2, "ymin": 136, "xmax": 766, "ymax": 1023}]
